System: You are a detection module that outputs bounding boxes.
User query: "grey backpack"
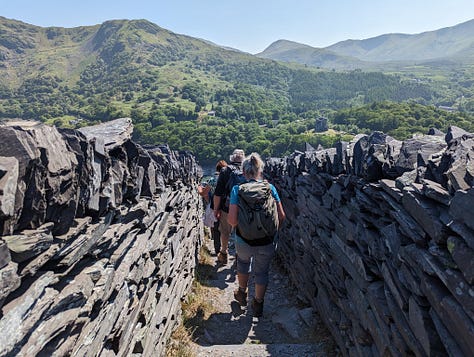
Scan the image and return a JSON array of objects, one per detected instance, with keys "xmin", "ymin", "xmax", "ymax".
[{"xmin": 237, "ymin": 181, "xmax": 279, "ymax": 242}]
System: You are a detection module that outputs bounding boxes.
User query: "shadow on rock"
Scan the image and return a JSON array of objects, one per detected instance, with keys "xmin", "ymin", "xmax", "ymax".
[{"xmin": 193, "ymin": 310, "xmax": 253, "ymax": 346}]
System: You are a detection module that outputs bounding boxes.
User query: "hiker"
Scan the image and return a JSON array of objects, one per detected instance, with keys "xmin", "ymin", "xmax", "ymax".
[
  {"xmin": 213, "ymin": 149, "xmax": 245, "ymax": 264},
  {"xmin": 198, "ymin": 160, "xmax": 227, "ymax": 255},
  {"xmin": 208, "ymin": 160, "xmax": 227, "ymax": 256},
  {"xmin": 227, "ymin": 152, "xmax": 286, "ymax": 317}
]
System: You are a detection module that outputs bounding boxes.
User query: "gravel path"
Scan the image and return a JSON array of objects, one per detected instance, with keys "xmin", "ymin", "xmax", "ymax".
[{"xmin": 186, "ymin": 235, "xmax": 338, "ymax": 356}]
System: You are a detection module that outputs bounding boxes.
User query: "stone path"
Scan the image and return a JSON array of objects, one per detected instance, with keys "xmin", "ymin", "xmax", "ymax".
[{"xmin": 187, "ymin": 236, "xmax": 338, "ymax": 356}]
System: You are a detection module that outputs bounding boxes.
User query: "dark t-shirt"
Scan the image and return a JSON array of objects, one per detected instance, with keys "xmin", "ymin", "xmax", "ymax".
[{"xmin": 214, "ymin": 162, "xmax": 242, "ymax": 211}]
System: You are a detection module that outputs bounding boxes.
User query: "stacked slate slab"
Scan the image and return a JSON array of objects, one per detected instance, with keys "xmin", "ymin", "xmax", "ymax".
[
  {"xmin": 0, "ymin": 118, "xmax": 203, "ymax": 356},
  {"xmin": 265, "ymin": 127, "xmax": 474, "ymax": 357}
]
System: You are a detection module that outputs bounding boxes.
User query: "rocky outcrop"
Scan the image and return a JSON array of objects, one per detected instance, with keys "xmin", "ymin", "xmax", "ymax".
[
  {"xmin": 266, "ymin": 127, "xmax": 474, "ymax": 357},
  {"xmin": 0, "ymin": 119, "xmax": 203, "ymax": 356}
]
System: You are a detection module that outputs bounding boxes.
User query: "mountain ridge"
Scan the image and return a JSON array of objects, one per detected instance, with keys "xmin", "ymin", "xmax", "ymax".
[
  {"xmin": 256, "ymin": 39, "xmax": 370, "ymax": 69},
  {"xmin": 258, "ymin": 18, "xmax": 474, "ymax": 68}
]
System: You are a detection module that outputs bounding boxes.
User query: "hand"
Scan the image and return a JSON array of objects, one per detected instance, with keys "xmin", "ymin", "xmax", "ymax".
[{"xmin": 214, "ymin": 209, "xmax": 221, "ymax": 219}]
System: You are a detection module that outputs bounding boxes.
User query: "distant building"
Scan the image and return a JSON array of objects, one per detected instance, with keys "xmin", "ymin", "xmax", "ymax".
[
  {"xmin": 438, "ymin": 105, "xmax": 456, "ymax": 112},
  {"xmin": 315, "ymin": 117, "xmax": 328, "ymax": 132},
  {"xmin": 207, "ymin": 110, "xmax": 216, "ymax": 117}
]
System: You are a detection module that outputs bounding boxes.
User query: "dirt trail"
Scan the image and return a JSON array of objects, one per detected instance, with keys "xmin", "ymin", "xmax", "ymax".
[{"xmin": 186, "ymin": 236, "xmax": 338, "ymax": 356}]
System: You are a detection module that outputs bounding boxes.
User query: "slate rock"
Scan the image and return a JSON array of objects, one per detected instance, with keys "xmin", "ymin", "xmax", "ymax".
[
  {"xmin": 0, "ymin": 261, "xmax": 20, "ymax": 306},
  {"xmin": 449, "ymin": 188, "xmax": 474, "ymax": 231},
  {"xmin": 421, "ymin": 179, "xmax": 451, "ymax": 205},
  {"xmin": 352, "ymin": 134, "xmax": 370, "ymax": 177},
  {"xmin": 395, "ymin": 135, "xmax": 446, "ymax": 175},
  {"xmin": 3, "ymin": 222, "xmax": 54, "ymax": 263},
  {"xmin": 272, "ymin": 306, "xmax": 304, "ymax": 339},
  {"xmin": 379, "ymin": 179, "xmax": 403, "ymax": 202},
  {"xmin": 427, "ymin": 127, "xmax": 444, "ymax": 136},
  {"xmin": 0, "ymin": 271, "xmax": 58, "ymax": 356},
  {"xmin": 384, "ymin": 286, "xmax": 425, "ymax": 356},
  {"xmin": 437, "ymin": 135, "xmax": 474, "ymax": 191},
  {"xmin": 408, "ymin": 296, "xmax": 446, "ymax": 356},
  {"xmin": 78, "ymin": 118, "xmax": 133, "ymax": 150},
  {"xmin": 334, "ymin": 141, "xmax": 348, "ymax": 175},
  {"xmin": 421, "ymin": 276, "xmax": 474, "ymax": 357},
  {"xmin": 429, "ymin": 308, "xmax": 465, "ymax": 357},
  {"xmin": 0, "ymin": 126, "xmax": 38, "ymax": 233},
  {"xmin": 0, "ymin": 240, "xmax": 11, "ymax": 269},
  {"xmin": 0, "ymin": 123, "xmax": 82, "ymax": 235},
  {"xmin": 447, "ymin": 236, "xmax": 474, "ymax": 284},
  {"xmin": 0, "ymin": 156, "xmax": 19, "ymax": 218},
  {"xmin": 395, "ymin": 169, "xmax": 417, "ymax": 190},
  {"xmin": 401, "ymin": 189, "xmax": 448, "ymax": 244},
  {"xmin": 445, "ymin": 125, "xmax": 471, "ymax": 144}
]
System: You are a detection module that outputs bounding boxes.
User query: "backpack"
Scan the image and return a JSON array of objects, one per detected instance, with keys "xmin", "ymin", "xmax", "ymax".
[
  {"xmin": 225, "ymin": 165, "xmax": 246, "ymax": 193},
  {"xmin": 237, "ymin": 181, "xmax": 279, "ymax": 244},
  {"xmin": 223, "ymin": 165, "xmax": 246, "ymax": 211}
]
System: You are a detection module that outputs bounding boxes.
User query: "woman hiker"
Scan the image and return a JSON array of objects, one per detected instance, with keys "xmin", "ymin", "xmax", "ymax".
[{"xmin": 227, "ymin": 152, "xmax": 286, "ymax": 317}]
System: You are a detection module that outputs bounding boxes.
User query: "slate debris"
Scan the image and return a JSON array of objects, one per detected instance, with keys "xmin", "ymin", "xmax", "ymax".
[
  {"xmin": 265, "ymin": 126, "xmax": 474, "ymax": 357},
  {"xmin": 0, "ymin": 118, "xmax": 203, "ymax": 356},
  {"xmin": 1, "ymin": 120, "xmax": 473, "ymax": 357}
]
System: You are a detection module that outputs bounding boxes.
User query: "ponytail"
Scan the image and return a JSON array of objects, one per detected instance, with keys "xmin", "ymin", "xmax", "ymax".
[{"xmin": 242, "ymin": 152, "xmax": 264, "ymax": 179}]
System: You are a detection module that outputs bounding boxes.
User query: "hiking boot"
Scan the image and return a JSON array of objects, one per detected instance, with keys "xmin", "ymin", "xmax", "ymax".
[
  {"xmin": 252, "ymin": 298, "xmax": 264, "ymax": 317},
  {"xmin": 234, "ymin": 288, "xmax": 247, "ymax": 306},
  {"xmin": 217, "ymin": 251, "xmax": 228, "ymax": 265}
]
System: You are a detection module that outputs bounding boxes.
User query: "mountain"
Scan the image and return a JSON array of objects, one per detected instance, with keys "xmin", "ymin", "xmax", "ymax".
[
  {"xmin": 1, "ymin": 16, "xmax": 471, "ymax": 165},
  {"xmin": 255, "ymin": 39, "xmax": 368, "ymax": 69},
  {"xmin": 0, "ymin": 16, "xmax": 436, "ymax": 121},
  {"xmin": 0, "ymin": 16, "xmax": 257, "ymax": 88},
  {"xmin": 327, "ymin": 19, "xmax": 474, "ymax": 62},
  {"xmin": 258, "ymin": 19, "xmax": 474, "ymax": 68},
  {"xmin": 0, "ymin": 16, "xmax": 295, "ymax": 119}
]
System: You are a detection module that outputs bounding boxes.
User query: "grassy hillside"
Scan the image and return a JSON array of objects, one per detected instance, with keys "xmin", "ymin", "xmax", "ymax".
[
  {"xmin": 327, "ymin": 19, "xmax": 474, "ymax": 62},
  {"xmin": 0, "ymin": 17, "xmax": 473, "ymax": 164},
  {"xmin": 258, "ymin": 19, "xmax": 474, "ymax": 66},
  {"xmin": 256, "ymin": 40, "xmax": 368, "ymax": 70}
]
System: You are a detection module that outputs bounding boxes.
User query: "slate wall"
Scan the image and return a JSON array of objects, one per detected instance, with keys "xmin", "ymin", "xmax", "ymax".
[
  {"xmin": 265, "ymin": 127, "xmax": 474, "ymax": 356},
  {"xmin": 0, "ymin": 119, "xmax": 203, "ymax": 356}
]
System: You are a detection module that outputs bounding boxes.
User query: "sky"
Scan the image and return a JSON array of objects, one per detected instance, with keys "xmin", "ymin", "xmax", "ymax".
[{"xmin": 2, "ymin": 0, "xmax": 474, "ymax": 54}]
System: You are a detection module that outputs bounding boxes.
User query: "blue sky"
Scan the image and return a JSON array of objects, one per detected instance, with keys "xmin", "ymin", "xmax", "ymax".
[{"xmin": 2, "ymin": 0, "xmax": 474, "ymax": 54}]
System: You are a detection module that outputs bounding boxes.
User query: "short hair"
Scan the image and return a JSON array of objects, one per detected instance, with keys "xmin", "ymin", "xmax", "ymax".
[
  {"xmin": 242, "ymin": 152, "xmax": 264, "ymax": 179},
  {"xmin": 215, "ymin": 160, "xmax": 227, "ymax": 172}
]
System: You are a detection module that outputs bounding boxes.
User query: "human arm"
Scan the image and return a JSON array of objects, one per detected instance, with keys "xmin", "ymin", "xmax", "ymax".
[
  {"xmin": 270, "ymin": 184, "xmax": 286, "ymax": 226},
  {"xmin": 276, "ymin": 201, "xmax": 286, "ymax": 226},
  {"xmin": 227, "ymin": 185, "xmax": 239, "ymax": 227},
  {"xmin": 228, "ymin": 203, "xmax": 238, "ymax": 227},
  {"xmin": 213, "ymin": 195, "xmax": 221, "ymax": 219},
  {"xmin": 197, "ymin": 183, "xmax": 211, "ymax": 203}
]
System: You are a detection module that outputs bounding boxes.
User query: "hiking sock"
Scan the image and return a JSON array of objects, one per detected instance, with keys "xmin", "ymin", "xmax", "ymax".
[
  {"xmin": 252, "ymin": 297, "xmax": 264, "ymax": 317},
  {"xmin": 234, "ymin": 287, "xmax": 248, "ymax": 306},
  {"xmin": 217, "ymin": 251, "xmax": 228, "ymax": 264}
]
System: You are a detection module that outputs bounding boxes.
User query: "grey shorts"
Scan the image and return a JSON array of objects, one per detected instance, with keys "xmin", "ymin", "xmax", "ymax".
[{"xmin": 235, "ymin": 236, "xmax": 275, "ymax": 286}]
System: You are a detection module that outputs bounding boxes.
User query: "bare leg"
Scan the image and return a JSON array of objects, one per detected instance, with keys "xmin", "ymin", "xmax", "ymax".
[
  {"xmin": 219, "ymin": 211, "xmax": 231, "ymax": 254},
  {"xmin": 238, "ymin": 272, "xmax": 249, "ymax": 290},
  {"xmin": 255, "ymin": 283, "xmax": 267, "ymax": 301},
  {"xmin": 221, "ymin": 234, "xmax": 229, "ymax": 254}
]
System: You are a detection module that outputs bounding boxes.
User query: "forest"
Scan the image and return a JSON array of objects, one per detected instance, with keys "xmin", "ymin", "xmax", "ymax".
[{"xmin": 1, "ymin": 17, "xmax": 473, "ymax": 164}]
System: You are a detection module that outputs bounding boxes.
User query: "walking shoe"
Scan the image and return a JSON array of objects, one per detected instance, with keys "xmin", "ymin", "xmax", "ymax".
[
  {"xmin": 252, "ymin": 298, "xmax": 264, "ymax": 317},
  {"xmin": 217, "ymin": 251, "xmax": 228, "ymax": 264},
  {"xmin": 234, "ymin": 288, "xmax": 247, "ymax": 306}
]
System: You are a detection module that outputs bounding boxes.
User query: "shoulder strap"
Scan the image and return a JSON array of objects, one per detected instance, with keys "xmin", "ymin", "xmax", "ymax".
[{"xmin": 225, "ymin": 164, "xmax": 243, "ymax": 192}]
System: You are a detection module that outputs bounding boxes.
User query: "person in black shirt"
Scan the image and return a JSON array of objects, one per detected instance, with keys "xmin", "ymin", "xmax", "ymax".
[{"xmin": 213, "ymin": 149, "xmax": 245, "ymax": 264}]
